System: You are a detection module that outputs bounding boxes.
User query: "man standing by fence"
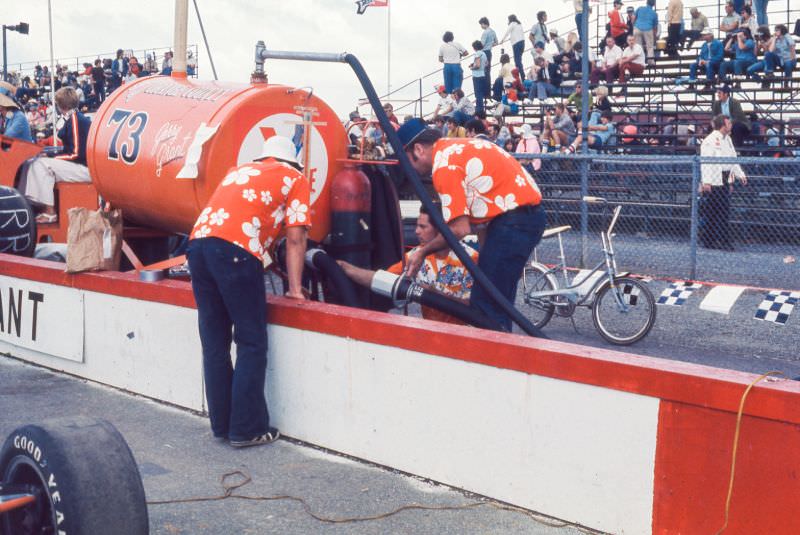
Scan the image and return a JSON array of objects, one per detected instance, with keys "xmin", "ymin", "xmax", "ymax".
[{"xmin": 700, "ymin": 114, "xmax": 747, "ymax": 250}]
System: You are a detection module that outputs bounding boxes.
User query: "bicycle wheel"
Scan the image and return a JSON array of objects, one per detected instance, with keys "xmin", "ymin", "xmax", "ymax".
[
  {"xmin": 592, "ymin": 276, "xmax": 656, "ymax": 345},
  {"xmin": 518, "ymin": 263, "xmax": 557, "ymax": 330}
]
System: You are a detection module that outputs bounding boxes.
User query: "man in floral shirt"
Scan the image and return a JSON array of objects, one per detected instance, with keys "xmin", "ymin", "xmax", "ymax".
[
  {"xmin": 338, "ymin": 204, "xmax": 479, "ymax": 324},
  {"xmin": 187, "ymin": 136, "xmax": 310, "ymax": 448},
  {"xmin": 398, "ymin": 118, "xmax": 546, "ymax": 332}
]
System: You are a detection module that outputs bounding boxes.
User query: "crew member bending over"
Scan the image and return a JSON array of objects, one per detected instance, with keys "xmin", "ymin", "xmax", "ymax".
[
  {"xmin": 187, "ymin": 136, "xmax": 309, "ymax": 448},
  {"xmin": 23, "ymin": 87, "xmax": 91, "ymax": 223},
  {"xmin": 398, "ymin": 118, "xmax": 546, "ymax": 331},
  {"xmin": 338, "ymin": 204, "xmax": 479, "ymax": 324}
]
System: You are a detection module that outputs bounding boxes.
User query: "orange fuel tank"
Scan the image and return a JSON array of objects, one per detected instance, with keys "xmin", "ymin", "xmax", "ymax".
[{"xmin": 86, "ymin": 76, "xmax": 347, "ymax": 242}]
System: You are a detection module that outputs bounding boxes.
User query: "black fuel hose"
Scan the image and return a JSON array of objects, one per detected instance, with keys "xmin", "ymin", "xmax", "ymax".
[
  {"xmin": 371, "ymin": 270, "xmax": 502, "ymax": 331},
  {"xmin": 305, "ymin": 248, "xmax": 360, "ymax": 308}
]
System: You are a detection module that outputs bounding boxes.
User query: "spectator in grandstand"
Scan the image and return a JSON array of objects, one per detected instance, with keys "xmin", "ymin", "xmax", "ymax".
[
  {"xmin": 559, "ymin": 55, "xmax": 577, "ymax": 82},
  {"xmin": 541, "ymin": 102, "xmax": 576, "ymax": 152},
  {"xmin": 499, "ymin": 53, "xmax": 514, "ymax": 84},
  {"xmin": 530, "ymin": 41, "xmax": 553, "ymax": 66},
  {"xmin": 515, "ymin": 123, "xmax": 542, "ymax": 171},
  {"xmin": 470, "ymin": 41, "xmax": 488, "ymax": 115},
  {"xmin": 618, "ymin": 33, "xmax": 646, "ymax": 87},
  {"xmin": 719, "ymin": 3, "xmax": 741, "ymax": 42},
  {"xmin": 486, "ymin": 123, "xmax": 500, "ymax": 144},
  {"xmin": 187, "ymin": 50, "xmax": 197, "ymax": 76},
  {"xmin": 339, "ymin": 203, "xmax": 479, "ymax": 325},
  {"xmin": 719, "ymin": 29, "xmax": 756, "ymax": 82},
  {"xmin": 633, "ymin": 0, "xmax": 658, "ymax": 66},
  {"xmin": 626, "ymin": 7, "xmax": 636, "ymax": 36},
  {"xmin": 665, "ymin": 0, "xmax": 683, "ymax": 57},
  {"xmin": 699, "ymin": 114, "xmax": 747, "ymax": 250},
  {"xmin": 110, "ymin": 49, "xmax": 128, "ymax": 93},
  {"xmin": 738, "ymin": 6, "xmax": 759, "ymax": 37},
  {"xmin": 530, "ymin": 11, "xmax": 550, "ymax": 49},
  {"xmin": 493, "ymin": 84, "xmax": 521, "ymax": 121},
  {"xmin": 608, "ymin": 0, "xmax": 629, "ymax": 49},
  {"xmin": 681, "ymin": 8, "xmax": 709, "ymax": 50},
  {"xmin": 686, "ymin": 29, "xmax": 723, "ymax": 86},
  {"xmin": 550, "ymin": 30, "xmax": 566, "ymax": 55},
  {"xmin": 21, "ymin": 87, "xmax": 91, "ymax": 223},
  {"xmin": 591, "ymin": 37, "xmax": 623, "ymax": 87},
  {"xmin": 464, "ymin": 118, "xmax": 490, "ymax": 139},
  {"xmin": 569, "ymin": 42, "xmax": 596, "ymax": 76},
  {"xmin": 397, "ymin": 118, "xmax": 546, "ymax": 332},
  {"xmin": 449, "ymin": 88, "xmax": 475, "ymax": 124},
  {"xmin": 0, "ymin": 91, "xmax": 33, "ymax": 143},
  {"xmin": 565, "ymin": 32, "xmax": 579, "ymax": 54},
  {"xmin": 161, "ymin": 51, "xmax": 173, "ymax": 75},
  {"xmin": 382, "ymin": 102, "xmax": 399, "ymax": 128},
  {"xmin": 566, "ymin": 82, "xmax": 593, "ymax": 115},
  {"xmin": 438, "ymin": 31, "xmax": 468, "ymax": 93},
  {"xmin": 433, "ymin": 85, "xmax": 455, "ymax": 118},
  {"xmin": 712, "ymin": 85, "xmax": 750, "ymax": 147},
  {"xmin": 565, "ymin": 110, "xmax": 616, "ymax": 152},
  {"xmin": 529, "ymin": 56, "xmax": 564, "ymax": 101},
  {"xmin": 501, "ymin": 14, "xmax": 526, "ymax": 81},
  {"xmin": 747, "ymin": 24, "xmax": 797, "ymax": 85},
  {"xmin": 479, "ymin": 17, "xmax": 498, "ymax": 90},
  {"xmin": 591, "ymin": 85, "xmax": 612, "ymax": 119},
  {"xmin": 753, "ymin": 0, "xmax": 769, "ymax": 26},
  {"xmin": 510, "ymin": 68, "xmax": 526, "ymax": 96}
]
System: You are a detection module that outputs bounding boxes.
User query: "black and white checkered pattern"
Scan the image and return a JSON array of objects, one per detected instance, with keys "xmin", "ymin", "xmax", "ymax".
[
  {"xmin": 657, "ymin": 281, "xmax": 703, "ymax": 306},
  {"xmin": 621, "ymin": 283, "xmax": 640, "ymax": 305},
  {"xmin": 754, "ymin": 291, "xmax": 800, "ymax": 325}
]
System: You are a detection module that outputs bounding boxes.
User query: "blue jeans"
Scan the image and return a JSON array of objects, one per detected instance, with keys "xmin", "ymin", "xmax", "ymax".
[
  {"xmin": 443, "ymin": 63, "xmax": 463, "ymax": 93},
  {"xmin": 575, "ymin": 13, "xmax": 586, "ymax": 44},
  {"xmin": 470, "ymin": 204, "xmax": 547, "ymax": 332},
  {"xmin": 719, "ymin": 58, "xmax": 755, "ymax": 79},
  {"xmin": 689, "ymin": 60, "xmax": 721, "ymax": 81},
  {"xmin": 753, "ymin": 0, "xmax": 768, "ymax": 26},
  {"xmin": 732, "ymin": 0, "xmax": 744, "ymax": 14},
  {"xmin": 535, "ymin": 81, "xmax": 559, "ymax": 100},
  {"xmin": 472, "ymin": 76, "xmax": 486, "ymax": 115},
  {"xmin": 512, "ymin": 41, "xmax": 525, "ymax": 81},
  {"xmin": 187, "ymin": 237, "xmax": 270, "ymax": 441},
  {"xmin": 765, "ymin": 52, "xmax": 796, "ymax": 77},
  {"xmin": 483, "ymin": 50, "xmax": 493, "ymax": 94}
]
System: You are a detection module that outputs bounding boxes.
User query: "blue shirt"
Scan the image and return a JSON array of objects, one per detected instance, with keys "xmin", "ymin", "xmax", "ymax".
[
  {"xmin": 481, "ymin": 28, "xmax": 497, "ymax": 52},
  {"xmin": 721, "ymin": 100, "xmax": 731, "ymax": 117},
  {"xmin": 775, "ymin": 35, "xmax": 793, "ymax": 62},
  {"xmin": 634, "ymin": 6, "xmax": 658, "ymax": 31},
  {"xmin": 471, "ymin": 51, "xmax": 487, "ymax": 77},
  {"xmin": 700, "ymin": 39, "xmax": 724, "ymax": 63},
  {"xmin": 734, "ymin": 39, "xmax": 756, "ymax": 62},
  {"xmin": 3, "ymin": 110, "xmax": 33, "ymax": 143}
]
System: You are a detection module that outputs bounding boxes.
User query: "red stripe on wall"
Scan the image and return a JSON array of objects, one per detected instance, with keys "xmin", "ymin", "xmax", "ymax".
[
  {"xmin": 1, "ymin": 253, "xmax": 799, "ymax": 425},
  {"xmin": 652, "ymin": 400, "xmax": 800, "ymax": 534}
]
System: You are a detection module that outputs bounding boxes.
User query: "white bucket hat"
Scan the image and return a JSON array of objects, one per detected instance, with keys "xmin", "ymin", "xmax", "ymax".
[
  {"xmin": 256, "ymin": 136, "xmax": 303, "ymax": 167},
  {"xmin": 520, "ymin": 123, "xmax": 535, "ymax": 139}
]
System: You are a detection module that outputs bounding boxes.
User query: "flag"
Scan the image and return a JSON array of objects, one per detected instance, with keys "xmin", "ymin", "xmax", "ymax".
[{"xmin": 355, "ymin": 0, "xmax": 389, "ymax": 15}]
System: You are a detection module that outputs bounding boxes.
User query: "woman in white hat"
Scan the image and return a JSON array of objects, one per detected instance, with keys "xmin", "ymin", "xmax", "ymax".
[
  {"xmin": 0, "ymin": 88, "xmax": 33, "ymax": 143},
  {"xmin": 515, "ymin": 123, "xmax": 542, "ymax": 171}
]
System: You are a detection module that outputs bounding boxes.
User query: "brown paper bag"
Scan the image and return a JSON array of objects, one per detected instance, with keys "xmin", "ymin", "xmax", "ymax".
[{"xmin": 65, "ymin": 208, "xmax": 123, "ymax": 273}]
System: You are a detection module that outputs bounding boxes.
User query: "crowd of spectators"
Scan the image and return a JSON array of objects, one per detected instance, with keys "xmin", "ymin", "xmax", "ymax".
[{"xmin": 1, "ymin": 48, "xmax": 194, "ymax": 143}]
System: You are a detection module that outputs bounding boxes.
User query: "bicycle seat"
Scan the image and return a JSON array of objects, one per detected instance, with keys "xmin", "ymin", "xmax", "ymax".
[{"xmin": 541, "ymin": 225, "xmax": 572, "ymax": 239}]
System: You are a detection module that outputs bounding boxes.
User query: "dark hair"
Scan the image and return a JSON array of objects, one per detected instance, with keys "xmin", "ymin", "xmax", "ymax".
[
  {"xmin": 741, "ymin": 5, "xmax": 751, "ymax": 15},
  {"xmin": 601, "ymin": 111, "xmax": 614, "ymax": 121},
  {"xmin": 472, "ymin": 40, "xmax": 484, "ymax": 50},
  {"xmin": 453, "ymin": 88, "xmax": 465, "ymax": 99},
  {"xmin": 775, "ymin": 24, "xmax": 788, "ymax": 35},
  {"xmin": 537, "ymin": 11, "xmax": 546, "ymax": 22},
  {"xmin": 442, "ymin": 31, "xmax": 454, "ymax": 43},
  {"xmin": 479, "ymin": 16, "xmax": 489, "ymax": 26},
  {"xmin": 508, "ymin": 14, "xmax": 520, "ymax": 25},
  {"xmin": 464, "ymin": 118, "xmax": 487, "ymax": 134},
  {"xmin": 646, "ymin": 0, "xmax": 655, "ymax": 6},
  {"xmin": 712, "ymin": 114, "xmax": 728, "ymax": 130},
  {"xmin": 500, "ymin": 53, "xmax": 510, "ymax": 64},
  {"xmin": 419, "ymin": 201, "xmax": 443, "ymax": 220},
  {"xmin": 740, "ymin": 28, "xmax": 752, "ymax": 39}
]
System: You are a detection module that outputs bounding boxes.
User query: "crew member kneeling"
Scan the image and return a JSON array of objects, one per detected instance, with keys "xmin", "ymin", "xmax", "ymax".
[
  {"xmin": 23, "ymin": 87, "xmax": 92, "ymax": 223},
  {"xmin": 338, "ymin": 203, "xmax": 479, "ymax": 324},
  {"xmin": 398, "ymin": 119, "xmax": 546, "ymax": 331},
  {"xmin": 187, "ymin": 136, "xmax": 310, "ymax": 448}
]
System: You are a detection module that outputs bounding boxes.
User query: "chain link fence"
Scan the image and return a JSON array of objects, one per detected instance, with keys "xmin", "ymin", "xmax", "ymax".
[{"xmin": 524, "ymin": 152, "xmax": 800, "ymax": 289}]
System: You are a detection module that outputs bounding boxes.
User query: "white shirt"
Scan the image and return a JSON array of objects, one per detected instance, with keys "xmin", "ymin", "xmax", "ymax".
[
  {"xmin": 700, "ymin": 130, "xmax": 745, "ymax": 186},
  {"xmin": 602, "ymin": 45, "xmax": 623, "ymax": 68},
  {"xmin": 439, "ymin": 42, "xmax": 467, "ymax": 64},
  {"xmin": 435, "ymin": 94, "xmax": 454, "ymax": 116},
  {"xmin": 503, "ymin": 22, "xmax": 525, "ymax": 45},
  {"xmin": 621, "ymin": 43, "xmax": 646, "ymax": 66}
]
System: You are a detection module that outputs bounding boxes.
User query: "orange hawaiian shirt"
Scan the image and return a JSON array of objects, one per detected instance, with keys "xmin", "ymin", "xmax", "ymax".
[
  {"xmin": 431, "ymin": 138, "xmax": 542, "ymax": 224},
  {"xmin": 190, "ymin": 159, "xmax": 311, "ymax": 263}
]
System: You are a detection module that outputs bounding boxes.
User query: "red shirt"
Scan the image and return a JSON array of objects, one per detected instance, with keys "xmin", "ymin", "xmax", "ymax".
[
  {"xmin": 609, "ymin": 9, "xmax": 628, "ymax": 37},
  {"xmin": 190, "ymin": 159, "xmax": 311, "ymax": 263},
  {"xmin": 431, "ymin": 138, "xmax": 542, "ymax": 224}
]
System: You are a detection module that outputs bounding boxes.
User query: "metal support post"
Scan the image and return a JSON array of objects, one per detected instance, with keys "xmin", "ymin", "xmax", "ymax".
[
  {"xmin": 689, "ymin": 155, "xmax": 701, "ymax": 280},
  {"xmin": 2, "ymin": 25, "xmax": 7, "ymax": 82}
]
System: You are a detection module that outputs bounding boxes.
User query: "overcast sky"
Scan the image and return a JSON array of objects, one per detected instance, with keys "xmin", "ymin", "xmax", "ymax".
[{"xmin": 3, "ymin": 1, "xmax": 590, "ymax": 116}]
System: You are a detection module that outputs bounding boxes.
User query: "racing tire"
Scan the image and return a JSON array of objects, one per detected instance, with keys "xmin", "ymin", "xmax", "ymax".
[
  {"xmin": 0, "ymin": 417, "xmax": 148, "ymax": 535},
  {"xmin": 518, "ymin": 263, "xmax": 557, "ymax": 330},
  {"xmin": 592, "ymin": 276, "xmax": 656, "ymax": 345},
  {"xmin": 0, "ymin": 186, "xmax": 37, "ymax": 257}
]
